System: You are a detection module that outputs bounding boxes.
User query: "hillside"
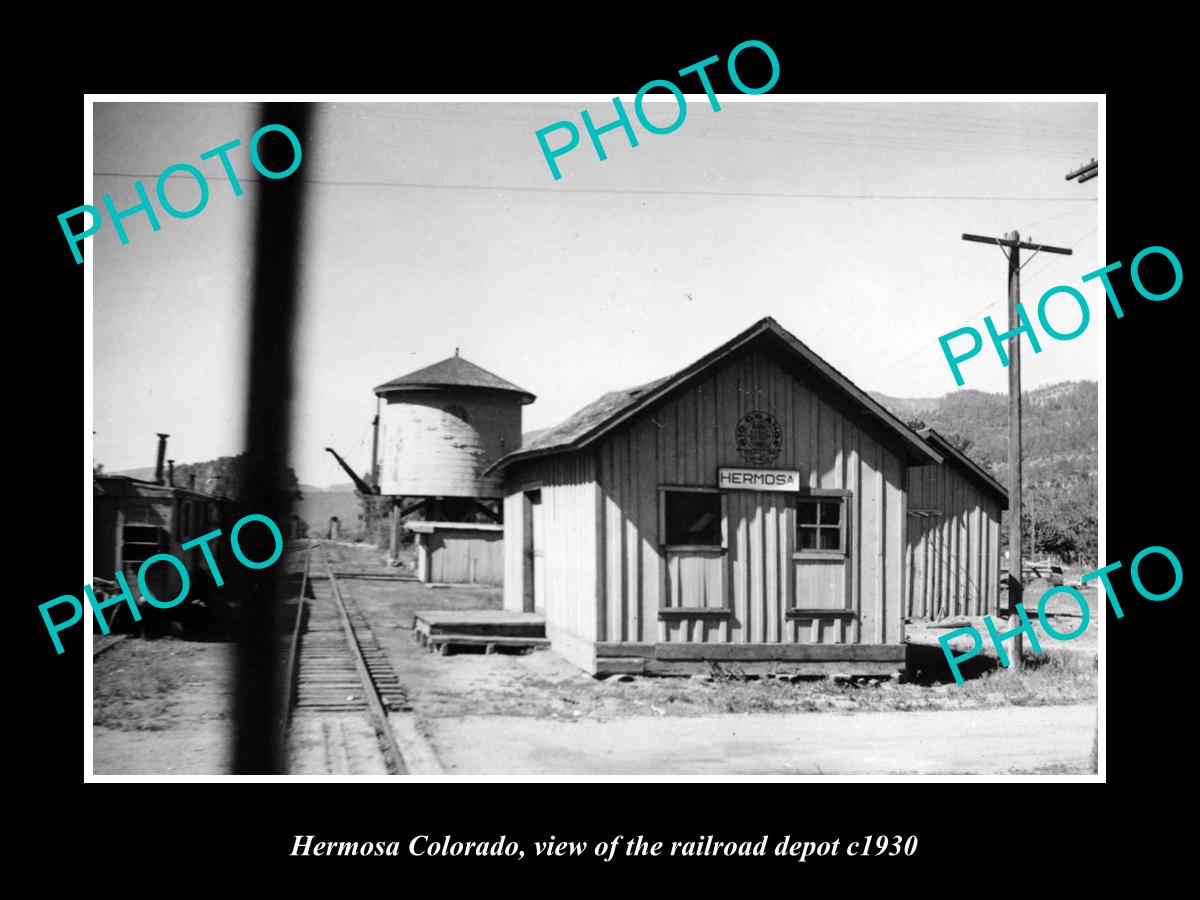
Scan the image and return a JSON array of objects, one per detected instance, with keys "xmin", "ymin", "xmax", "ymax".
[
  {"xmin": 107, "ymin": 454, "xmax": 334, "ymax": 535},
  {"xmin": 872, "ymin": 380, "xmax": 1098, "ymax": 564},
  {"xmin": 295, "ymin": 485, "xmax": 366, "ymax": 540}
]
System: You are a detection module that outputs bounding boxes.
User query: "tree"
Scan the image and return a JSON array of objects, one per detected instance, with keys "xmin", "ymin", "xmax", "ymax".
[
  {"xmin": 174, "ymin": 454, "xmax": 303, "ymax": 502},
  {"xmin": 942, "ymin": 432, "xmax": 974, "ymax": 455}
]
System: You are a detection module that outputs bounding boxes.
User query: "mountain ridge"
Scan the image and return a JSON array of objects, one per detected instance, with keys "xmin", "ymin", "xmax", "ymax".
[{"xmin": 872, "ymin": 379, "xmax": 1098, "ymax": 563}]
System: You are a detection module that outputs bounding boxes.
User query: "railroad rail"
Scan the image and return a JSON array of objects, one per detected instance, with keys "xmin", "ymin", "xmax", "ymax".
[{"xmin": 283, "ymin": 545, "xmax": 410, "ymax": 773}]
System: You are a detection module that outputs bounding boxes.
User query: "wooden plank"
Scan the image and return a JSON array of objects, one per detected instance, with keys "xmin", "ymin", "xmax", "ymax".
[
  {"xmin": 953, "ymin": 471, "xmax": 963, "ymax": 616},
  {"xmin": 766, "ymin": 494, "xmax": 779, "ymax": 642},
  {"xmin": 834, "ymin": 414, "xmax": 845, "ymax": 491},
  {"xmin": 904, "ymin": 521, "xmax": 915, "ymax": 619},
  {"xmin": 594, "ymin": 656, "xmax": 646, "ymax": 675},
  {"xmin": 875, "ymin": 440, "xmax": 885, "ymax": 644},
  {"xmin": 987, "ymin": 507, "xmax": 999, "ymax": 614},
  {"xmin": 658, "ymin": 607, "xmax": 734, "ymax": 619},
  {"xmin": 978, "ymin": 499, "xmax": 988, "ymax": 615},
  {"xmin": 662, "ymin": 386, "xmax": 678, "ymax": 483},
  {"xmin": 786, "ymin": 363, "xmax": 802, "ymax": 475},
  {"xmin": 653, "ymin": 642, "xmax": 907, "ymax": 661},
  {"xmin": 787, "ymin": 608, "xmax": 857, "ymax": 619},
  {"xmin": 975, "ymin": 502, "xmax": 986, "ymax": 615},
  {"xmin": 729, "ymin": 496, "xmax": 739, "ymax": 643},
  {"xmin": 642, "ymin": 658, "xmax": 906, "ymax": 677},
  {"xmin": 946, "ymin": 472, "xmax": 956, "ymax": 616},
  {"xmin": 922, "ymin": 496, "xmax": 933, "ymax": 618},
  {"xmin": 414, "ymin": 610, "xmax": 545, "ymax": 626},
  {"xmin": 781, "ymin": 497, "xmax": 792, "ymax": 643},
  {"xmin": 751, "ymin": 498, "xmax": 765, "ymax": 643},
  {"xmin": 850, "ymin": 427, "xmax": 861, "ymax": 643},
  {"xmin": 966, "ymin": 482, "xmax": 975, "ymax": 615},
  {"xmin": 857, "ymin": 435, "xmax": 875, "ymax": 643},
  {"xmin": 638, "ymin": 421, "xmax": 659, "ymax": 643},
  {"xmin": 594, "ymin": 641, "xmax": 657, "ymax": 657},
  {"xmin": 625, "ymin": 434, "xmax": 640, "ymax": 642},
  {"xmin": 602, "ymin": 445, "xmax": 616, "ymax": 640},
  {"xmin": 818, "ymin": 399, "xmax": 836, "ymax": 487},
  {"xmin": 677, "ymin": 386, "xmax": 697, "ymax": 484},
  {"xmin": 595, "ymin": 467, "xmax": 607, "ymax": 642},
  {"xmin": 938, "ymin": 468, "xmax": 948, "ymax": 618},
  {"xmin": 427, "ymin": 634, "xmax": 550, "ymax": 648},
  {"xmin": 808, "ymin": 389, "xmax": 819, "ymax": 488},
  {"xmin": 886, "ymin": 451, "xmax": 904, "ymax": 644},
  {"xmin": 922, "ymin": 517, "xmax": 932, "ymax": 619}
]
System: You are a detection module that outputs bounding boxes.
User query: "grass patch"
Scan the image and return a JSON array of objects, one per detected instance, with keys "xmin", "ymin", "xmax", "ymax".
[
  {"xmin": 580, "ymin": 652, "xmax": 1095, "ymax": 718},
  {"xmin": 93, "ymin": 640, "xmax": 183, "ymax": 731},
  {"xmin": 956, "ymin": 651, "xmax": 1097, "ymax": 708}
]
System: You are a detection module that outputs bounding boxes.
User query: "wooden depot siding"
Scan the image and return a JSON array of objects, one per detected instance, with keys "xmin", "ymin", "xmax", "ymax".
[
  {"xmin": 905, "ymin": 461, "xmax": 1002, "ymax": 619},
  {"xmin": 503, "ymin": 454, "xmax": 600, "ymax": 661},
  {"xmin": 592, "ymin": 348, "xmax": 906, "ymax": 649}
]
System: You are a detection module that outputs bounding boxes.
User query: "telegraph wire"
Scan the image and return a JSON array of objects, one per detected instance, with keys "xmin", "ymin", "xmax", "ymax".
[
  {"xmin": 92, "ymin": 172, "xmax": 1097, "ymax": 202},
  {"xmin": 859, "ymin": 224, "xmax": 1098, "ymax": 386}
]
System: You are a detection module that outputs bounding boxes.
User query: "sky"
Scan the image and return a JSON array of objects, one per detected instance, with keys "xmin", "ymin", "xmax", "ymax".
[{"xmin": 91, "ymin": 98, "xmax": 1098, "ymax": 487}]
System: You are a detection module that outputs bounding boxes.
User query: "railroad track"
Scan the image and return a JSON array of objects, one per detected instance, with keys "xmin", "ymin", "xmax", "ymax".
[{"xmin": 283, "ymin": 546, "xmax": 410, "ymax": 773}]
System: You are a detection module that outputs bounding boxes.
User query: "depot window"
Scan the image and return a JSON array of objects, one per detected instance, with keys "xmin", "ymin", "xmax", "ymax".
[
  {"xmin": 796, "ymin": 494, "xmax": 847, "ymax": 557},
  {"xmin": 660, "ymin": 488, "xmax": 726, "ymax": 549}
]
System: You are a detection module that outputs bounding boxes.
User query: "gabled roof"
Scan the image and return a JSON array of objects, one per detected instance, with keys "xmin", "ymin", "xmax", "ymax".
[
  {"xmin": 374, "ymin": 354, "xmax": 535, "ymax": 404},
  {"xmin": 487, "ymin": 317, "xmax": 942, "ymax": 474},
  {"xmin": 919, "ymin": 428, "xmax": 1009, "ymax": 507},
  {"xmin": 514, "ymin": 376, "xmax": 672, "ymax": 457}
]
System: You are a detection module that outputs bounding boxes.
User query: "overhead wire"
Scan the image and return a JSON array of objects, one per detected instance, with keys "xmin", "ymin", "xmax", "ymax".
[
  {"xmin": 93, "ymin": 171, "xmax": 1096, "ymax": 203},
  {"xmin": 859, "ymin": 224, "xmax": 1099, "ymax": 386}
]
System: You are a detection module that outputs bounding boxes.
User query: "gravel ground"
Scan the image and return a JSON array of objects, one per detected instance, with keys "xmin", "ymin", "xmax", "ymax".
[{"xmin": 89, "ymin": 543, "xmax": 1099, "ymax": 776}]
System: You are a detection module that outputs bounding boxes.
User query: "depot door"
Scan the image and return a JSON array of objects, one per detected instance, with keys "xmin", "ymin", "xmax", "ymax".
[
  {"xmin": 725, "ymin": 491, "xmax": 794, "ymax": 642},
  {"xmin": 524, "ymin": 489, "xmax": 545, "ymax": 614}
]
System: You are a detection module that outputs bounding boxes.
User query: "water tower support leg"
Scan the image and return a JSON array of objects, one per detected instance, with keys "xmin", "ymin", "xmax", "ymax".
[
  {"xmin": 387, "ymin": 500, "xmax": 402, "ymax": 566},
  {"xmin": 471, "ymin": 499, "xmax": 502, "ymax": 523}
]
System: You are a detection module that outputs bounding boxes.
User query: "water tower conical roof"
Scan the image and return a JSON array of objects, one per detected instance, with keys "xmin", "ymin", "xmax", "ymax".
[{"xmin": 374, "ymin": 354, "xmax": 535, "ymax": 404}]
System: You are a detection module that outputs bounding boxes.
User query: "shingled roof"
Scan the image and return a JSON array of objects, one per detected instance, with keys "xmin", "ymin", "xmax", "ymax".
[
  {"xmin": 517, "ymin": 376, "xmax": 672, "ymax": 455},
  {"xmin": 374, "ymin": 354, "xmax": 535, "ymax": 404},
  {"xmin": 487, "ymin": 317, "xmax": 943, "ymax": 474}
]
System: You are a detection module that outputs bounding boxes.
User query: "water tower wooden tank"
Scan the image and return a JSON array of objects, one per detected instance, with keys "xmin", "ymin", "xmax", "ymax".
[{"xmin": 373, "ymin": 351, "xmax": 535, "ymax": 562}]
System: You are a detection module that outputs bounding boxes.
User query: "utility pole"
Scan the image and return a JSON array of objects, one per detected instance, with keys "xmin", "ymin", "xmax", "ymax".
[{"xmin": 961, "ymin": 230, "xmax": 1072, "ymax": 667}]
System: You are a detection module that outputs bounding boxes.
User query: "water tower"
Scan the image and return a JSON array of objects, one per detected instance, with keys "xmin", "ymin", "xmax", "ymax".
[{"xmin": 372, "ymin": 351, "xmax": 534, "ymax": 561}]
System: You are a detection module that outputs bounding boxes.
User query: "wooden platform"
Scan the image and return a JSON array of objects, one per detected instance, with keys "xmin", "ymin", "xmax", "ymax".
[{"xmin": 413, "ymin": 610, "xmax": 547, "ymax": 656}]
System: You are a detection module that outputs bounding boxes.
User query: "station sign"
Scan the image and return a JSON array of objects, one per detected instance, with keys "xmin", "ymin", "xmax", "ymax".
[{"xmin": 717, "ymin": 467, "xmax": 801, "ymax": 491}]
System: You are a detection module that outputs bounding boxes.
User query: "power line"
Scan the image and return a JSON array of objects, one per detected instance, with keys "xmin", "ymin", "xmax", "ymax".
[
  {"xmin": 92, "ymin": 172, "xmax": 1098, "ymax": 202},
  {"xmin": 859, "ymin": 224, "xmax": 1098, "ymax": 385}
]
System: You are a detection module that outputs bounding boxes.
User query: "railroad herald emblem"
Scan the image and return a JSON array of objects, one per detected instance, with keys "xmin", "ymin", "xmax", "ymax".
[{"xmin": 735, "ymin": 410, "xmax": 783, "ymax": 465}]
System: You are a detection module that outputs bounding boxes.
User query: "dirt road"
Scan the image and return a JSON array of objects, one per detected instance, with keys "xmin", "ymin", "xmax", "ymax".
[{"xmin": 425, "ymin": 703, "xmax": 1095, "ymax": 775}]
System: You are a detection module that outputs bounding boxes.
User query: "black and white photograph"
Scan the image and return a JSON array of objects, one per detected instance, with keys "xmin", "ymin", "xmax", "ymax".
[{"xmin": 85, "ymin": 95, "xmax": 1101, "ymax": 777}]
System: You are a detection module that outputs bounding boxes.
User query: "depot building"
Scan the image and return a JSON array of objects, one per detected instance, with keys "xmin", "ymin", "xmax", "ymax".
[{"xmin": 486, "ymin": 317, "xmax": 1007, "ymax": 677}]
